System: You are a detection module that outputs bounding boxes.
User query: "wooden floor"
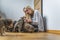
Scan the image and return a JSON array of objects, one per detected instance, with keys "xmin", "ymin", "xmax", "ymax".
[{"xmin": 0, "ymin": 32, "xmax": 60, "ymax": 40}]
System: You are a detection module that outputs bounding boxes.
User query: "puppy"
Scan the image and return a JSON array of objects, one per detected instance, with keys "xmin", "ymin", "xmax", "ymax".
[
  {"xmin": 0, "ymin": 20, "xmax": 5, "ymax": 36},
  {"xmin": 0, "ymin": 19, "xmax": 14, "ymax": 36}
]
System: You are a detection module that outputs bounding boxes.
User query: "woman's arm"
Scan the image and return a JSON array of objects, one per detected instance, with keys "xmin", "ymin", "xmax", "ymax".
[{"xmin": 32, "ymin": 10, "xmax": 39, "ymax": 25}]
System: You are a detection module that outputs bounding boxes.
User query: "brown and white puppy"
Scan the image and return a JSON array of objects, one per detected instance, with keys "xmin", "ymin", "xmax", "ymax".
[
  {"xmin": 0, "ymin": 20, "xmax": 5, "ymax": 36},
  {"xmin": 21, "ymin": 17, "xmax": 35, "ymax": 33},
  {"xmin": 0, "ymin": 17, "xmax": 13, "ymax": 36}
]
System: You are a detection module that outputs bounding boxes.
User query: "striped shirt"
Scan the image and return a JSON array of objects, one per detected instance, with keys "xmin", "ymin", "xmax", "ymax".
[{"xmin": 32, "ymin": 10, "xmax": 44, "ymax": 31}]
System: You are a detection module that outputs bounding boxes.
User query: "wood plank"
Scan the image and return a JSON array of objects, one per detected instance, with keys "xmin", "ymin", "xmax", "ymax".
[
  {"xmin": 47, "ymin": 30, "xmax": 60, "ymax": 35},
  {"xmin": 0, "ymin": 32, "xmax": 60, "ymax": 40}
]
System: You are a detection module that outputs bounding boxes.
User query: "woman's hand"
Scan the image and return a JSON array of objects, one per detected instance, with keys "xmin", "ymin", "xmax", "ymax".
[
  {"xmin": 24, "ymin": 18, "xmax": 32, "ymax": 23},
  {"xmin": 27, "ymin": 19, "xmax": 32, "ymax": 23}
]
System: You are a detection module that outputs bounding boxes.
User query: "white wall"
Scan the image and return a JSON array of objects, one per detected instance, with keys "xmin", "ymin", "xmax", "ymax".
[
  {"xmin": 43, "ymin": 0, "xmax": 60, "ymax": 30},
  {"xmin": 0, "ymin": 0, "xmax": 34, "ymax": 21},
  {"xmin": 0, "ymin": 0, "xmax": 1, "ymax": 11}
]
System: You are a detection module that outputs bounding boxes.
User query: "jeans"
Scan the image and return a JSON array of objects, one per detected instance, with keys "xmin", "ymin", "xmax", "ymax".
[{"xmin": 31, "ymin": 24, "xmax": 38, "ymax": 32}]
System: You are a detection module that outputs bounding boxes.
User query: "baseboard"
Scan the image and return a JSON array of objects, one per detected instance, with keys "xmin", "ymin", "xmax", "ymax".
[{"xmin": 47, "ymin": 30, "xmax": 60, "ymax": 35}]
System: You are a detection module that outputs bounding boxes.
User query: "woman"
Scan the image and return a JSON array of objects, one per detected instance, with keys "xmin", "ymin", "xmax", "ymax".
[{"xmin": 23, "ymin": 6, "xmax": 44, "ymax": 32}]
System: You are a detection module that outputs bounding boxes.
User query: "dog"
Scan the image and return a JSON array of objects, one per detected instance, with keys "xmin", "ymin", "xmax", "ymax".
[
  {"xmin": 0, "ymin": 20, "xmax": 5, "ymax": 36},
  {"xmin": 0, "ymin": 19, "xmax": 14, "ymax": 36},
  {"xmin": 14, "ymin": 17, "xmax": 35, "ymax": 33}
]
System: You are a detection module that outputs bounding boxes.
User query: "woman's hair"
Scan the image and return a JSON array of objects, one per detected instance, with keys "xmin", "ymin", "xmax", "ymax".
[
  {"xmin": 23, "ymin": 6, "xmax": 34, "ymax": 19},
  {"xmin": 23, "ymin": 6, "xmax": 34, "ymax": 12},
  {"xmin": 23, "ymin": 6, "xmax": 33, "ymax": 11}
]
